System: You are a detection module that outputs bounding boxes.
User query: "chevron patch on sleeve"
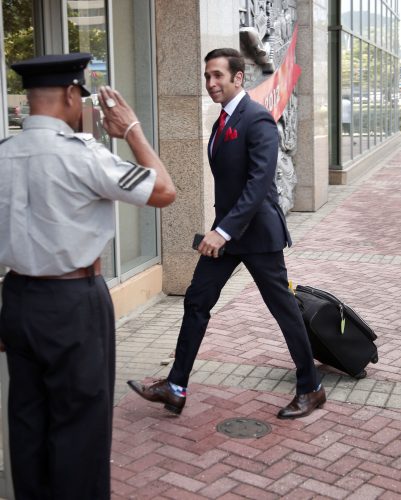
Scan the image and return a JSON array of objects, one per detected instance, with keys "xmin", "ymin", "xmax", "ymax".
[{"xmin": 118, "ymin": 163, "xmax": 151, "ymax": 191}]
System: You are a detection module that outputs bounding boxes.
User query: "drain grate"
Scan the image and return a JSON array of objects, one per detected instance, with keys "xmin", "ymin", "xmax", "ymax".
[{"xmin": 216, "ymin": 418, "xmax": 272, "ymax": 439}]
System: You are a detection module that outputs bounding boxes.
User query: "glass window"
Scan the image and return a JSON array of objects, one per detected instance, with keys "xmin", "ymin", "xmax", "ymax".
[
  {"xmin": 386, "ymin": 54, "xmax": 394, "ymax": 137},
  {"xmin": 369, "ymin": 46, "xmax": 377, "ymax": 145},
  {"xmin": 361, "ymin": 42, "xmax": 369, "ymax": 151},
  {"xmin": 382, "ymin": 52, "xmax": 389, "ymax": 137},
  {"xmin": 329, "ymin": 29, "xmax": 340, "ymax": 167},
  {"xmin": 391, "ymin": 57, "xmax": 397, "ymax": 133},
  {"xmin": 113, "ymin": 0, "xmax": 158, "ymax": 277},
  {"xmin": 376, "ymin": 48, "xmax": 383, "ymax": 143},
  {"xmin": 354, "ymin": 0, "xmax": 361, "ymax": 34},
  {"xmin": 67, "ymin": 0, "xmax": 116, "ymax": 281},
  {"xmin": 362, "ymin": 0, "xmax": 369, "ymax": 39},
  {"xmin": 370, "ymin": 0, "xmax": 377, "ymax": 42},
  {"xmin": 378, "ymin": 0, "xmax": 382, "ymax": 47},
  {"xmin": 3, "ymin": 1, "xmax": 35, "ymax": 135},
  {"xmin": 384, "ymin": 5, "xmax": 388, "ymax": 49},
  {"xmin": 66, "ymin": 0, "xmax": 158, "ymax": 281},
  {"xmin": 353, "ymin": 37, "xmax": 362, "ymax": 156},
  {"xmin": 67, "ymin": 0, "xmax": 110, "ymax": 145},
  {"xmin": 341, "ymin": 32, "xmax": 352, "ymax": 163},
  {"xmin": 341, "ymin": 0, "xmax": 352, "ymax": 28},
  {"xmin": 398, "ymin": 57, "xmax": 401, "ymax": 132}
]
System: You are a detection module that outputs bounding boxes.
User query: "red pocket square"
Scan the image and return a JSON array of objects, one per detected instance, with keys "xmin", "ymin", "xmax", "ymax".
[{"xmin": 224, "ymin": 127, "xmax": 238, "ymax": 141}]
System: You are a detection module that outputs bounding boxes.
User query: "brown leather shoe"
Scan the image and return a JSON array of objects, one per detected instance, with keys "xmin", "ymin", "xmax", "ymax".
[
  {"xmin": 127, "ymin": 378, "xmax": 186, "ymax": 415},
  {"xmin": 277, "ymin": 386, "xmax": 326, "ymax": 419}
]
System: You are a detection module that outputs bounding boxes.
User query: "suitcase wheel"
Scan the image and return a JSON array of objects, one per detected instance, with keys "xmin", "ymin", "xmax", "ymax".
[
  {"xmin": 371, "ymin": 353, "xmax": 378, "ymax": 364},
  {"xmin": 354, "ymin": 369, "xmax": 367, "ymax": 380}
]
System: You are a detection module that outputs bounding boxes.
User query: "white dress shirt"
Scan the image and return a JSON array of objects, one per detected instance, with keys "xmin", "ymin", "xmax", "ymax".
[{"xmin": 213, "ymin": 89, "xmax": 246, "ymax": 242}]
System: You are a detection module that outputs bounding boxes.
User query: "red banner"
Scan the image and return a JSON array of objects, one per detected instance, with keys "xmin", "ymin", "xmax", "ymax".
[{"xmin": 248, "ymin": 24, "xmax": 301, "ymax": 122}]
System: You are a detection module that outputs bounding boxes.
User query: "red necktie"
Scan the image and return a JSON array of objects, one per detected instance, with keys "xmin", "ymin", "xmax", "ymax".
[{"xmin": 212, "ymin": 109, "xmax": 228, "ymax": 155}]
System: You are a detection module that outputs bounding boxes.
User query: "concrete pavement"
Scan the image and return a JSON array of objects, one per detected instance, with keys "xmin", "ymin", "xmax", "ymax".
[{"xmin": 111, "ymin": 150, "xmax": 401, "ymax": 499}]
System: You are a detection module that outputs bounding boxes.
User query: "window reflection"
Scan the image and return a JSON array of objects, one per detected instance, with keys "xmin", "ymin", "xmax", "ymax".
[
  {"xmin": 67, "ymin": 0, "xmax": 110, "ymax": 146},
  {"xmin": 361, "ymin": 42, "xmax": 369, "ymax": 152},
  {"xmin": 370, "ymin": 0, "xmax": 376, "ymax": 42},
  {"xmin": 67, "ymin": 0, "xmax": 115, "ymax": 281},
  {"xmin": 66, "ymin": 0, "xmax": 158, "ymax": 281},
  {"xmin": 334, "ymin": 2, "xmax": 400, "ymax": 167},
  {"xmin": 376, "ymin": 49, "xmax": 383, "ymax": 144},
  {"xmin": 341, "ymin": 0, "xmax": 351, "ymax": 29},
  {"xmin": 341, "ymin": 32, "xmax": 352, "ymax": 163},
  {"xmin": 354, "ymin": 0, "xmax": 361, "ymax": 34},
  {"xmin": 369, "ymin": 46, "xmax": 376, "ymax": 146},
  {"xmin": 384, "ymin": 6, "xmax": 388, "ymax": 51},
  {"xmin": 3, "ymin": 0, "xmax": 34, "ymax": 135},
  {"xmin": 378, "ymin": 0, "xmax": 382, "ymax": 47},
  {"xmin": 113, "ymin": 0, "xmax": 158, "ymax": 276},
  {"xmin": 353, "ymin": 37, "xmax": 361, "ymax": 156},
  {"xmin": 382, "ymin": 52, "xmax": 388, "ymax": 137},
  {"xmin": 361, "ymin": 0, "xmax": 369, "ymax": 39}
]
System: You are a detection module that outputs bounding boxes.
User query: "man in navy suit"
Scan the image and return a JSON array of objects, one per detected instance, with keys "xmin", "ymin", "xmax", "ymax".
[{"xmin": 128, "ymin": 48, "xmax": 326, "ymax": 419}]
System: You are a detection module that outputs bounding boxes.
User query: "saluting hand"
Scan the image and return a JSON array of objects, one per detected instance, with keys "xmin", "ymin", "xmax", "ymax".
[{"xmin": 98, "ymin": 86, "xmax": 139, "ymax": 139}]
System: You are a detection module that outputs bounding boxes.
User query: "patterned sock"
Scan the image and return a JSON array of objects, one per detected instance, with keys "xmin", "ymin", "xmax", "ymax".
[{"xmin": 168, "ymin": 382, "xmax": 187, "ymax": 397}]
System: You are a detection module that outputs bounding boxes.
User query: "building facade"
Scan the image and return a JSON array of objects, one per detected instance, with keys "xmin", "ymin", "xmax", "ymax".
[{"xmin": 329, "ymin": 1, "xmax": 401, "ymax": 182}]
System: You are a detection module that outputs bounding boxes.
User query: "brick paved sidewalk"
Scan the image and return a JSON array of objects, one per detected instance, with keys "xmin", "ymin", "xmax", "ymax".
[{"xmin": 111, "ymin": 153, "xmax": 401, "ymax": 499}]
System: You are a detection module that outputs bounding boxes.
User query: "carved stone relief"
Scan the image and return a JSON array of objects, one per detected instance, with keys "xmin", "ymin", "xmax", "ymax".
[{"xmin": 239, "ymin": 0, "xmax": 298, "ymax": 214}]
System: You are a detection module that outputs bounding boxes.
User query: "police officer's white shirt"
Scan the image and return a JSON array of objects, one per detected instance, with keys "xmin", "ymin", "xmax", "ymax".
[{"xmin": 0, "ymin": 115, "xmax": 156, "ymax": 276}]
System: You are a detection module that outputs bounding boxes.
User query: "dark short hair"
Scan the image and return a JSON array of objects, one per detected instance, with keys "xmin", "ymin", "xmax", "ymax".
[{"xmin": 204, "ymin": 48, "xmax": 245, "ymax": 79}]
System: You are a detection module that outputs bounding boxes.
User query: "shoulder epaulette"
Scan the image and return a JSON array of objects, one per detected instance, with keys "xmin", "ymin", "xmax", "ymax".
[{"xmin": 59, "ymin": 131, "xmax": 97, "ymax": 147}]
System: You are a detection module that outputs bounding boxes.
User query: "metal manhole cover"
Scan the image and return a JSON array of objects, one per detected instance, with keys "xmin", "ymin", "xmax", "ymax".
[{"xmin": 216, "ymin": 418, "xmax": 271, "ymax": 439}]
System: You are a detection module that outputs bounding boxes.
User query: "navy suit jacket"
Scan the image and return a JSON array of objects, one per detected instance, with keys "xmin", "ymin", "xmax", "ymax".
[{"xmin": 208, "ymin": 93, "xmax": 292, "ymax": 254}]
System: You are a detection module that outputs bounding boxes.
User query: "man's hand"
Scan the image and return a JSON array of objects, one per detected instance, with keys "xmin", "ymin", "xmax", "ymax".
[
  {"xmin": 98, "ymin": 86, "xmax": 139, "ymax": 138},
  {"xmin": 198, "ymin": 230, "xmax": 226, "ymax": 258}
]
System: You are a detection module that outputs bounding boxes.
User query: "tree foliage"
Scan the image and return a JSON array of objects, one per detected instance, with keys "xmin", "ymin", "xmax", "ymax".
[
  {"xmin": 4, "ymin": 2, "xmax": 108, "ymax": 94},
  {"xmin": 68, "ymin": 21, "xmax": 107, "ymax": 61},
  {"xmin": 3, "ymin": 0, "xmax": 34, "ymax": 94}
]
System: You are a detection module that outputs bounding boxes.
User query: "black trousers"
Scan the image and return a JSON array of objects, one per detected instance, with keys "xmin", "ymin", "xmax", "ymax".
[
  {"xmin": 168, "ymin": 251, "xmax": 320, "ymax": 394},
  {"xmin": 0, "ymin": 273, "xmax": 115, "ymax": 500}
]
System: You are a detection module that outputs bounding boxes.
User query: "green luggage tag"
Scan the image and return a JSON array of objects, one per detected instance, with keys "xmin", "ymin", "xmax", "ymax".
[{"xmin": 340, "ymin": 304, "xmax": 345, "ymax": 334}]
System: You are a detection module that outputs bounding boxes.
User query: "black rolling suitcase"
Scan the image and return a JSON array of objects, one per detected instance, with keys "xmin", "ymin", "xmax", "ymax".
[{"xmin": 295, "ymin": 285, "xmax": 378, "ymax": 379}]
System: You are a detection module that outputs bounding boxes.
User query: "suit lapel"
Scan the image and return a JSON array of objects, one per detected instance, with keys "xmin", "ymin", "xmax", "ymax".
[
  {"xmin": 210, "ymin": 93, "xmax": 250, "ymax": 161},
  {"xmin": 208, "ymin": 120, "xmax": 219, "ymax": 163}
]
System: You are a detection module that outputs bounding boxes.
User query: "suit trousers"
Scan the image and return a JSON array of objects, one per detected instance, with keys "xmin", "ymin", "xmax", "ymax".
[
  {"xmin": 168, "ymin": 251, "xmax": 320, "ymax": 394},
  {"xmin": 0, "ymin": 273, "xmax": 115, "ymax": 500}
]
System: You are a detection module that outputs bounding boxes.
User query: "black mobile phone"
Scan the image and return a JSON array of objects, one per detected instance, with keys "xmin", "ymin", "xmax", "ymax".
[
  {"xmin": 192, "ymin": 233, "xmax": 204, "ymax": 251},
  {"xmin": 192, "ymin": 233, "xmax": 225, "ymax": 257}
]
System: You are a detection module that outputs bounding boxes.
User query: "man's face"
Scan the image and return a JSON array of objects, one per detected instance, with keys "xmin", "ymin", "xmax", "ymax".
[{"xmin": 204, "ymin": 57, "xmax": 243, "ymax": 107}]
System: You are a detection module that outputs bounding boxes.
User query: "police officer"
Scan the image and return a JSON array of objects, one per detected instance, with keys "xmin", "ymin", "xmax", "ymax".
[{"xmin": 0, "ymin": 53, "xmax": 175, "ymax": 500}]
